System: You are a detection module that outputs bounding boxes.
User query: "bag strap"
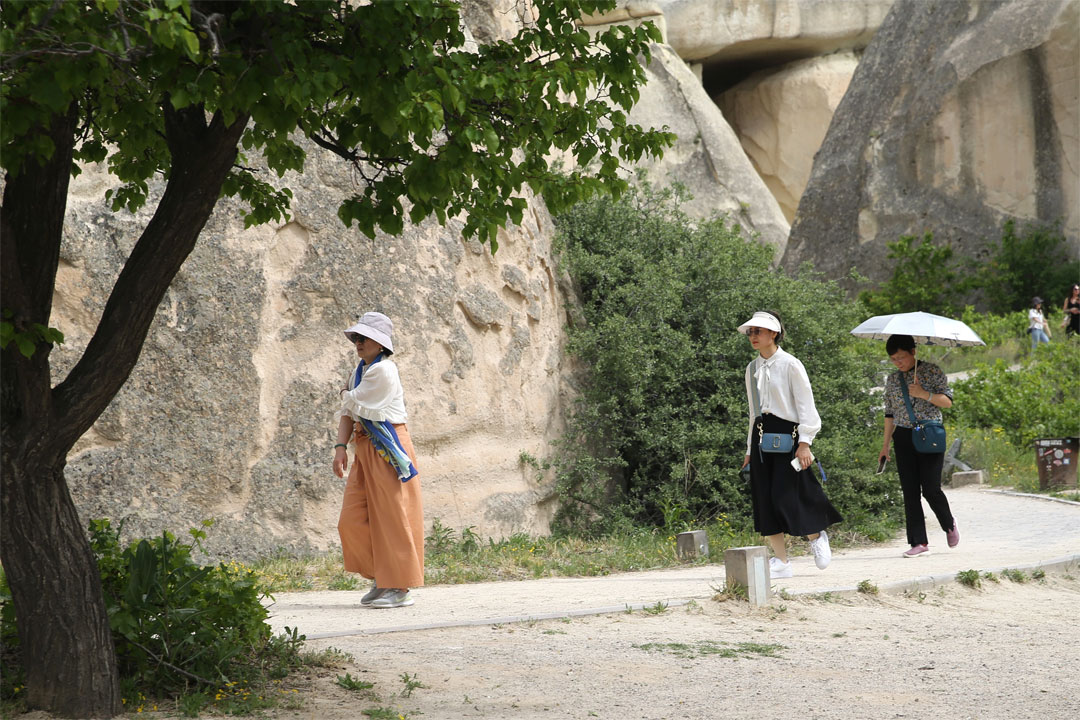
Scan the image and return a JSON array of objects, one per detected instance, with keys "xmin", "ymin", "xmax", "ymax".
[{"xmin": 898, "ymin": 372, "xmax": 920, "ymax": 428}]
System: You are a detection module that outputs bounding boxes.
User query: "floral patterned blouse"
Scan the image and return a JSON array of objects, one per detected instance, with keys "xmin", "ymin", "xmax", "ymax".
[{"xmin": 883, "ymin": 361, "xmax": 952, "ymax": 428}]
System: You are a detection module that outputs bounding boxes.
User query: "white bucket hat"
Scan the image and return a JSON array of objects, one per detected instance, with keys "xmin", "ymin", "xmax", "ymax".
[
  {"xmin": 737, "ymin": 311, "xmax": 782, "ymax": 335},
  {"xmin": 344, "ymin": 311, "xmax": 394, "ymax": 354}
]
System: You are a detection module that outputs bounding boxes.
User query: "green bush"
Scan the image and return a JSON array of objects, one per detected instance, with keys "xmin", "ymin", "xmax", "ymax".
[
  {"xmin": 551, "ymin": 184, "xmax": 896, "ymax": 536},
  {"xmin": 858, "ymin": 232, "xmax": 971, "ymax": 316},
  {"xmin": 978, "ymin": 219, "xmax": 1079, "ymax": 315},
  {"xmin": 1, "ymin": 519, "xmax": 306, "ymax": 711},
  {"xmin": 950, "ymin": 340, "xmax": 1080, "ymax": 447}
]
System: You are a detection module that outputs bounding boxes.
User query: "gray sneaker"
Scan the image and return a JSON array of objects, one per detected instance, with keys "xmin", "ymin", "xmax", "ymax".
[
  {"xmin": 370, "ymin": 589, "xmax": 414, "ymax": 609},
  {"xmin": 360, "ymin": 583, "xmax": 384, "ymax": 605}
]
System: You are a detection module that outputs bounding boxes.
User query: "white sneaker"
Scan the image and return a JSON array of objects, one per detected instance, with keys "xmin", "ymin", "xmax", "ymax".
[
  {"xmin": 769, "ymin": 556, "xmax": 792, "ymax": 579},
  {"xmin": 810, "ymin": 530, "xmax": 832, "ymax": 570}
]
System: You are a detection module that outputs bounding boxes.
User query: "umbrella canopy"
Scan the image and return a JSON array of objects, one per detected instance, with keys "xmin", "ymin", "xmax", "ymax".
[{"xmin": 850, "ymin": 311, "xmax": 985, "ymax": 347}]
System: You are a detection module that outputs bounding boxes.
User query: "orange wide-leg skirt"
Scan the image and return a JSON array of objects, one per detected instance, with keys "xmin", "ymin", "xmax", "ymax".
[{"xmin": 337, "ymin": 423, "xmax": 424, "ymax": 589}]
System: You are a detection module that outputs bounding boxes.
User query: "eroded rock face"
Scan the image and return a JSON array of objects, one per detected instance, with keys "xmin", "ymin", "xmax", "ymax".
[
  {"xmin": 55, "ymin": 140, "xmax": 572, "ymax": 559},
  {"xmin": 626, "ymin": 42, "xmax": 791, "ymax": 256},
  {"xmin": 783, "ymin": 0, "xmax": 1079, "ymax": 285},
  {"xmin": 717, "ymin": 52, "xmax": 859, "ymax": 223},
  {"xmin": 657, "ymin": 0, "xmax": 893, "ymax": 63}
]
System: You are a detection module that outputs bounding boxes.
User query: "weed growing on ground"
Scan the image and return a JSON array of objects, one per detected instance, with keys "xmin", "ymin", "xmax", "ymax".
[
  {"xmin": 857, "ymin": 580, "xmax": 879, "ymax": 595},
  {"xmin": 956, "ymin": 569, "xmax": 982, "ymax": 588},
  {"xmin": 633, "ymin": 640, "xmax": 784, "ymax": 660},
  {"xmin": 642, "ymin": 601, "xmax": 669, "ymax": 615},
  {"xmin": 1002, "ymin": 568, "xmax": 1027, "ymax": 584},
  {"xmin": 399, "ymin": 672, "xmax": 426, "ymax": 698},
  {"xmin": 1032, "ymin": 569, "xmax": 1046, "ymax": 581},
  {"xmin": 336, "ymin": 673, "xmax": 375, "ymax": 692},
  {"xmin": 983, "ymin": 571, "xmax": 1000, "ymax": 583}
]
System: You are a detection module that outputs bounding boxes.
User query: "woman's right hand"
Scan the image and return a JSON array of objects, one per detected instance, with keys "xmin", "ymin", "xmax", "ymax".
[
  {"xmin": 742, "ymin": 454, "xmax": 750, "ymax": 468},
  {"xmin": 333, "ymin": 447, "xmax": 349, "ymax": 478},
  {"xmin": 879, "ymin": 448, "xmax": 890, "ymax": 463}
]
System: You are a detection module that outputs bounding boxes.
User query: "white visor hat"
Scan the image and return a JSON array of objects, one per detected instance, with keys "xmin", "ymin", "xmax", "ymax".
[{"xmin": 737, "ymin": 311, "xmax": 782, "ymax": 335}]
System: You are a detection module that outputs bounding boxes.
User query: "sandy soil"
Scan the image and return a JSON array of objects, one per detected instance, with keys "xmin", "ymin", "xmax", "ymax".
[
  {"xmin": 247, "ymin": 572, "xmax": 1080, "ymax": 720},
  {"xmin": 15, "ymin": 572, "xmax": 1079, "ymax": 720}
]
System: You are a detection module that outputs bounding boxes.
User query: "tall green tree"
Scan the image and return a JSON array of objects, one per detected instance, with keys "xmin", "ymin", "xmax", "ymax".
[{"xmin": 0, "ymin": 1, "xmax": 671, "ymax": 715}]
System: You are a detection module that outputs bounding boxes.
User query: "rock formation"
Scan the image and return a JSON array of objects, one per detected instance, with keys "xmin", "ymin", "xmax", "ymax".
[{"xmin": 782, "ymin": 0, "xmax": 1079, "ymax": 285}]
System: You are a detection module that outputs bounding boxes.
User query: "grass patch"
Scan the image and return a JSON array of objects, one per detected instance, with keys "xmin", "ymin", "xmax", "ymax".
[
  {"xmin": 856, "ymin": 579, "xmax": 879, "ymax": 595},
  {"xmin": 250, "ymin": 516, "xmax": 886, "ymax": 592},
  {"xmin": 633, "ymin": 640, "xmax": 784, "ymax": 660},
  {"xmin": 1002, "ymin": 568, "xmax": 1027, "ymax": 584},
  {"xmin": 956, "ymin": 569, "xmax": 982, "ymax": 588},
  {"xmin": 949, "ymin": 425, "xmax": 1038, "ymax": 491}
]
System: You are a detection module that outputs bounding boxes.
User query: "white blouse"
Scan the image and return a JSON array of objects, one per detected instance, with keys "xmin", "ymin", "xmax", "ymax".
[
  {"xmin": 744, "ymin": 347, "xmax": 821, "ymax": 454},
  {"xmin": 340, "ymin": 359, "xmax": 408, "ymax": 424},
  {"xmin": 1028, "ymin": 308, "xmax": 1046, "ymax": 331}
]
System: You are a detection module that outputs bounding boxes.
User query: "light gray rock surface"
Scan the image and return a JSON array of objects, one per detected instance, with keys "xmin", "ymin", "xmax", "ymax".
[
  {"xmin": 657, "ymin": 0, "xmax": 893, "ymax": 63},
  {"xmin": 783, "ymin": 0, "xmax": 1079, "ymax": 285},
  {"xmin": 627, "ymin": 42, "xmax": 791, "ymax": 256},
  {"xmin": 717, "ymin": 51, "xmax": 859, "ymax": 223},
  {"xmin": 54, "ymin": 138, "xmax": 573, "ymax": 559}
]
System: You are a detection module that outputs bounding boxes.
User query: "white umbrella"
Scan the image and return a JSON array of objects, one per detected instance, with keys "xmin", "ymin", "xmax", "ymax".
[{"xmin": 850, "ymin": 311, "xmax": 985, "ymax": 347}]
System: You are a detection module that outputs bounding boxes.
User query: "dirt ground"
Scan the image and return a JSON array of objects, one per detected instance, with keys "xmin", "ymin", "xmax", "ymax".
[
  {"xmin": 253, "ymin": 572, "xmax": 1079, "ymax": 720},
  {"xmin": 15, "ymin": 572, "xmax": 1079, "ymax": 720}
]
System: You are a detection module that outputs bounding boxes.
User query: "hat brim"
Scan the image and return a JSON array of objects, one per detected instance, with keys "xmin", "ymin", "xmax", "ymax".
[
  {"xmin": 737, "ymin": 315, "xmax": 782, "ymax": 335},
  {"xmin": 343, "ymin": 322, "xmax": 393, "ymax": 354}
]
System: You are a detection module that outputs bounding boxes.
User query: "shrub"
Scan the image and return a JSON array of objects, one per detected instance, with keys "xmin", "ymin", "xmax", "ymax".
[
  {"xmin": 1, "ymin": 519, "xmax": 306, "ymax": 711},
  {"xmin": 858, "ymin": 232, "xmax": 971, "ymax": 316},
  {"xmin": 978, "ymin": 219, "xmax": 1079, "ymax": 315},
  {"xmin": 551, "ymin": 184, "xmax": 894, "ymax": 536},
  {"xmin": 950, "ymin": 340, "xmax": 1080, "ymax": 447}
]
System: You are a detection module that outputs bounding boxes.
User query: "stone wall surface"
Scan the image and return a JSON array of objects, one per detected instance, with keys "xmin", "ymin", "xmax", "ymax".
[
  {"xmin": 717, "ymin": 51, "xmax": 859, "ymax": 223},
  {"xmin": 656, "ymin": 0, "xmax": 893, "ymax": 63},
  {"xmin": 626, "ymin": 42, "xmax": 792, "ymax": 256},
  {"xmin": 782, "ymin": 0, "xmax": 1080, "ymax": 285},
  {"xmin": 55, "ymin": 139, "xmax": 572, "ymax": 559}
]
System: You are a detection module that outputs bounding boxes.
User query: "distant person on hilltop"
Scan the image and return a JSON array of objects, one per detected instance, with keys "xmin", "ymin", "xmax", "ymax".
[
  {"xmin": 1063, "ymin": 284, "xmax": 1080, "ymax": 337},
  {"xmin": 1028, "ymin": 297, "xmax": 1051, "ymax": 349},
  {"xmin": 333, "ymin": 312, "xmax": 424, "ymax": 609},
  {"xmin": 738, "ymin": 310, "xmax": 841, "ymax": 579}
]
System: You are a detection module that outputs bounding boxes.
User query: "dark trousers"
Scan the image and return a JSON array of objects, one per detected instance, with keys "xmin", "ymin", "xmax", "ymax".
[{"xmin": 893, "ymin": 426, "xmax": 954, "ymax": 547}]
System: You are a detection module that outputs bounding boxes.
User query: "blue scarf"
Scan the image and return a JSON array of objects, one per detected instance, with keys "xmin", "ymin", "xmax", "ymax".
[{"xmin": 350, "ymin": 355, "xmax": 418, "ymax": 482}]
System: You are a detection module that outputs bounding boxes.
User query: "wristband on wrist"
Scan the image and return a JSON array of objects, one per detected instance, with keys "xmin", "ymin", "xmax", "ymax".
[{"xmin": 334, "ymin": 443, "xmax": 348, "ymax": 450}]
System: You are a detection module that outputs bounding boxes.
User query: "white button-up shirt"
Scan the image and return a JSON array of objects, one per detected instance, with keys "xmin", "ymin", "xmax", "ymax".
[
  {"xmin": 340, "ymin": 358, "xmax": 408, "ymax": 424},
  {"xmin": 744, "ymin": 347, "xmax": 821, "ymax": 454}
]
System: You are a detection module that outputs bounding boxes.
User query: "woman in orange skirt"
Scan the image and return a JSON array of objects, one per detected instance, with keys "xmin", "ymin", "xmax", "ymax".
[{"xmin": 332, "ymin": 312, "xmax": 424, "ymax": 608}]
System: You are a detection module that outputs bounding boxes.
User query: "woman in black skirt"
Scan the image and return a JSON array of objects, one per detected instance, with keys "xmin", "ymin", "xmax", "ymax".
[{"xmin": 739, "ymin": 311, "xmax": 842, "ymax": 578}]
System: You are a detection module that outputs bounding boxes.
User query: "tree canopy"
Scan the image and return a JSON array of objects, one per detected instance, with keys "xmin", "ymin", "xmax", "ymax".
[{"xmin": 0, "ymin": 1, "xmax": 672, "ymax": 715}]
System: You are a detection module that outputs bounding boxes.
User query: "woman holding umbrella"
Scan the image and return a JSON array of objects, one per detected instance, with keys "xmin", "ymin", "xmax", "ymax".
[
  {"xmin": 879, "ymin": 334, "xmax": 959, "ymax": 557},
  {"xmin": 739, "ymin": 310, "xmax": 842, "ymax": 578}
]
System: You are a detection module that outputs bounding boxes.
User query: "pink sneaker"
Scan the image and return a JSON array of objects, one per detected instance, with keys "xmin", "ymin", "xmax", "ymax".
[
  {"xmin": 903, "ymin": 544, "xmax": 930, "ymax": 558},
  {"xmin": 946, "ymin": 523, "xmax": 960, "ymax": 548}
]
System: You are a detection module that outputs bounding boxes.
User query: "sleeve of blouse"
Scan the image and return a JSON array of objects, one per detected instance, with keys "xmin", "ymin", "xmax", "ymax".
[
  {"xmin": 340, "ymin": 362, "xmax": 400, "ymax": 421},
  {"xmin": 790, "ymin": 359, "xmax": 822, "ymax": 445},
  {"xmin": 925, "ymin": 363, "xmax": 952, "ymax": 399},
  {"xmin": 745, "ymin": 364, "xmax": 755, "ymax": 455},
  {"xmin": 883, "ymin": 372, "xmax": 897, "ymax": 419}
]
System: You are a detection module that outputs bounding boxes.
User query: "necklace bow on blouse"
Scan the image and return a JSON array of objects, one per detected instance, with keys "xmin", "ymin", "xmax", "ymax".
[{"xmin": 756, "ymin": 355, "xmax": 777, "ymax": 408}]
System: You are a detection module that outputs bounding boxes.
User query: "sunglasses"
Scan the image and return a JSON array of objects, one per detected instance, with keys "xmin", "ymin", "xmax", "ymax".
[
  {"xmin": 746, "ymin": 327, "xmax": 772, "ymax": 336},
  {"xmin": 348, "ymin": 334, "xmax": 368, "ymax": 344}
]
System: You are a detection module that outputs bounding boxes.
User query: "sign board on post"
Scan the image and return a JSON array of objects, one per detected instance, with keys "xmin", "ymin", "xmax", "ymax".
[{"xmin": 1034, "ymin": 438, "xmax": 1079, "ymax": 489}]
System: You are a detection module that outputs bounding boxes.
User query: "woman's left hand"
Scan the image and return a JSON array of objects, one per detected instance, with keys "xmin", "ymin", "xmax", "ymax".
[{"xmin": 795, "ymin": 443, "xmax": 813, "ymax": 470}]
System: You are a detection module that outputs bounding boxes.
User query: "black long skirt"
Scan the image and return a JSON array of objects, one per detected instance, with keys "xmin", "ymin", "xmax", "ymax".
[{"xmin": 749, "ymin": 414, "xmax": 843, "ymax": 537}]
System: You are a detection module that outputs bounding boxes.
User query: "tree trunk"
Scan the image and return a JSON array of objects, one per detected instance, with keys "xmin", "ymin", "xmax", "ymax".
[{"xmin": 1, "ymin": 103, "xmax": 247, "ymax": 717}]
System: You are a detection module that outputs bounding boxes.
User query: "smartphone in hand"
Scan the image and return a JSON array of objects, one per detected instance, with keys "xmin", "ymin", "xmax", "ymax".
[{"xmin": 876, "ymin": 457, "xmax": 888, "ymax": 474}]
